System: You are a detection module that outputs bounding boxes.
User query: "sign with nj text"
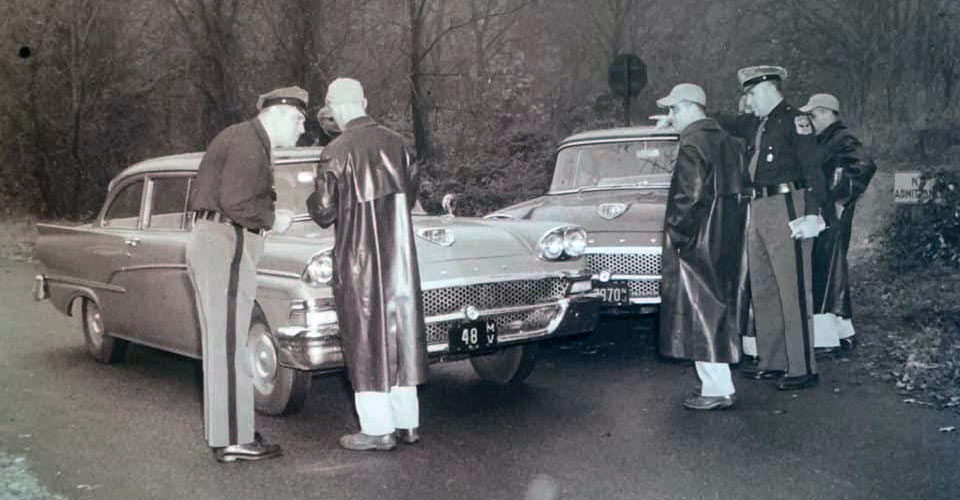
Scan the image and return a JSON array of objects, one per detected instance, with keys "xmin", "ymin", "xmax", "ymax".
[{"xmin": 894, "ymin": 171, "xmax": 934, "ymax": 204}]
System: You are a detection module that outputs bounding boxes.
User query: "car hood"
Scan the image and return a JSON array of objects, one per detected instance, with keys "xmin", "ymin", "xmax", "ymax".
[
  {"xmin": 259, "ymin": 216, "xmax": 589, "ymax": 285},
  {"xmin": 490, "ymin": 186, "xmax": 669, "ymax": 233}
]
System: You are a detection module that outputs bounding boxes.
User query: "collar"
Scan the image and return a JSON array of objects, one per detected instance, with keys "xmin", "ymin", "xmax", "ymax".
[
  {"xmin": 766, "ymin": 99, "xmax": 791, "ymax": 119},
  {"xmin": 818, "ymin": 120, "xmax": 846, "ymax": 142},
  {"xmin": 680, "ymin": 117, "xmax": 720, "ymax": 138},
  {"xmin": 251, "ymin": 118, "xmax": 272, "ymax": 158},
  {"xmin": 344, "ymin": 115, "xmax": 378, "ymax": 130}
]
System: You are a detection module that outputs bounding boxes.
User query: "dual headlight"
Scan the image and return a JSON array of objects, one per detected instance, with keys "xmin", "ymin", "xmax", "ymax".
[
  {"xmin": 301, "ymin": 251, "xmax": 334, "ymax": 286},
  {"xmin": 539, "ymin": 226, "xmax": 587, "ymax": 260}
]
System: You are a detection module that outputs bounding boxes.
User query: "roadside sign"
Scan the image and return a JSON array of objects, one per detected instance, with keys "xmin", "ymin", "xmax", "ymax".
[
  {"xmin": 894, "ymin": 171, "xmax": 934, "ymax": 204},
  {"xmin": 608, "ymin": 54, "xmax": 647, "ymax": 99}
]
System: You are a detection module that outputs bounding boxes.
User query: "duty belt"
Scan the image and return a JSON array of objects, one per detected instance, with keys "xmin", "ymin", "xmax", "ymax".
[
  {"xmin": 193, "ymin": 210, "xmax": 265, "ymax": 236},
  {"xmin": 737, "ymin": 180, "xmax": 807, "ymax": 201}
]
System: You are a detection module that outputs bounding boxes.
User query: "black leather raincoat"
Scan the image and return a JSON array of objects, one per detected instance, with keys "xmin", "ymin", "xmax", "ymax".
[
  {"xmin": 659, "ymin": 118, "xmax": 750, "ymax": 364},
  {"xmin": 812, "ymin": 121, "xmax": 876, "ymax": 318},
  {"xmin": 306, "ymin": 116, "xmax": 427, "ymax": 392}
]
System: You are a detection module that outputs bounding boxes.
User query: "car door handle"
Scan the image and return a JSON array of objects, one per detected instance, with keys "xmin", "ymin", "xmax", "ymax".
[{"xmin": 124, "ymin": 238, "xmax": 141, "ymax": 247}]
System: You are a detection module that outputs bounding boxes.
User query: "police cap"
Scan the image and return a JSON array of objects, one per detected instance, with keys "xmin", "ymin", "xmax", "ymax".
[
  {"xmin": 256, "ymin": 86, "xmax": 309, "ymax": 114},
  {"xmin": 737, "ymin": 65, "xmax": 788, "ymax": 90}
]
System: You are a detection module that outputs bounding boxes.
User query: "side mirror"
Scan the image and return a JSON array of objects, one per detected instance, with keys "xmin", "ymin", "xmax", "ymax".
[{"xmin": 441, "ymin": 193, "xmax": 456, "ymax": 217}]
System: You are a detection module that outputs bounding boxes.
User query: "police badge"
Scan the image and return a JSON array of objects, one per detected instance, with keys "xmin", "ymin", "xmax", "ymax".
[{"xmin": 795, "ymin": 115, "xmax": 813, "ymax": 135}]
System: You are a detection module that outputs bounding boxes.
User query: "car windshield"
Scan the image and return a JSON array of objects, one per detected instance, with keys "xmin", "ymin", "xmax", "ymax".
[
  {"xmin": 273, "ymin": 162, "xmax": 429, "ymax": 216},
  {"xmin": 549, "ymin": 140, "xmax": 678, "ymax": 192}
]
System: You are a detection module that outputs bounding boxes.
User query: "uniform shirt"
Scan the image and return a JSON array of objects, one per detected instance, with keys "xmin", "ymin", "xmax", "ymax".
[
  {"xmin": 189, "ymin": 119, "xmax": 276, "ymax": 230},
  {"xmin": 716, "ymin": 100, "xmax": 827, "ymax": 215}
]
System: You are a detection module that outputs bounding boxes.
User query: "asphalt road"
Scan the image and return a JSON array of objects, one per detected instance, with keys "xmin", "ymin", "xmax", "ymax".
[{"xmin": 1, "ymin": 259, "xmax": 957, "ymax": 500}]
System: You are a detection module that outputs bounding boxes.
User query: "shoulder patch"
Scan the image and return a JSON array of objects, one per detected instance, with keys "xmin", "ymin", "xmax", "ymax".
[{"xmin": 795, "ymin": 115, "xmax": 813, "ymax": 135}]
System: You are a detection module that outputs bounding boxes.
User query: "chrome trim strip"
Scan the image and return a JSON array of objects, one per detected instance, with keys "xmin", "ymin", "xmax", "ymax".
[
  {"xmin": 425, "ymin": 301, "xmax": 562, "ymax": 324},
  {"xmin": 120, "ymin": 263, "xmax": 188, "ymax": 273},
  {"xmin": 595, "ymin": 274, "xmax": 661, "ymax": 281},
  {"xmin": 422, "ymin": 271, "xmax": 587, "ymax": 290},
  {"xmin": 45, "ymin": 274, "xmax": 125, "ymax": 293},
  {"xmin": 427, "ymin": 343, "xmax": 448, "ymax": 353},
  {"xmin": 549, "ymin": 185, "xmax": 670, "ymax": 195},
  {"xmin": 258, "ymin": 269, "xmax": 301, "ymax": 279},
  {"xmin": 629, "ymin": 297, "xmax": 661, "ymax": 305},
  {"xmin": 586, "ymin": 246, "xmax": 662, "ymax": 254},
  {"xmin": 558, "ymin": 136, "xmax": 679, "ymax": 149}
]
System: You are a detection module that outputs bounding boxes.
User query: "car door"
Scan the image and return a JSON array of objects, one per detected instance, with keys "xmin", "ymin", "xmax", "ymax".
[
  {"xmin": 94, "ymin": 176, "xmax": 147, "ymax": 339},
  {"xmin": 120, "ymin": 173, "xmax": 202, "ymax": 358}
]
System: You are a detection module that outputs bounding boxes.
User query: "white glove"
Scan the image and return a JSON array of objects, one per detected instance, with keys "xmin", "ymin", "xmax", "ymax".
[
  {"xmin": 788, "ymin": 214, "xmax": 826, "ymax": 239},
  {"xmin": 649, "ymin": 114, "xmax": 672, "ymax": 130},
  {"xmin": 271, "ymin": 208, "xmax": 294, "ymax": 234}
]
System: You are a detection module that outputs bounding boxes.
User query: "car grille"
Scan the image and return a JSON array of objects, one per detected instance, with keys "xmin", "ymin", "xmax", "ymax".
[
  {"xmin": 585, "ymin": 252, "xmax": 662, "ymax": 276},
  {"xmin": 421, "ymin": 278, "xmax": 567, "ymax": 317},
  {"xmin": 586, "ymin": 252, "xmax": 661, "ymax": 298},
  {"xmin": 425, "ymin": 304, "xmax": 561, "ymax": 344}
]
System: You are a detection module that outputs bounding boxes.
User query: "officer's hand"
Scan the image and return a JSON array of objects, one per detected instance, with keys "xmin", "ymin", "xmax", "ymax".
[
  {"xmin": 271, "ymin": 208, "xmax": 294, "ymax": 234},
  {"xmin": 650, "ymin": 115, "xmax": 672, "ymax": 130},
  {"xmin": 788, "ymin": 215, "xmax": 826, "ymax": 239}
]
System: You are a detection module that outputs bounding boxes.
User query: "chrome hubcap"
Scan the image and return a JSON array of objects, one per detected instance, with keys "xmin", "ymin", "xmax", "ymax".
[
  {"xmin": 86, "ymin": 302, "xmax": 104, "ymax": 349},
  {"xmin": 249, "ymin": 325, "xmax": 278, "ymax": 394}
]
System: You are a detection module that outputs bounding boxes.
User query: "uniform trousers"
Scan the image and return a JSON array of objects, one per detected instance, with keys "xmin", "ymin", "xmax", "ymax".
[
  {"xmin": 355, "ymin": 386, "xmax": 419, "ymax": 436},
  {"xmin": 695, "ymin": 362, "xmax": 735, "ymax": 397},
  {"xmin": 186, "ymin": 220, "xmax": 264, "ymax": 448},
  {"xmin": 748, "ymin": 192, "xmax": 817, "ymax": 377},
  {"xmin": 814, "ymin": 313, "xmax": 856, "ymax": 348}
]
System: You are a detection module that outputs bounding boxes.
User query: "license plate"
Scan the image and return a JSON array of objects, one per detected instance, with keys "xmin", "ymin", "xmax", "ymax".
[
  {"xmin": 449, "ymin": 320, "xmax": 498, "ymax": 353},
  {"xmin": 597, "ymin": 284, "xmax": 630, "ymax": 305}
]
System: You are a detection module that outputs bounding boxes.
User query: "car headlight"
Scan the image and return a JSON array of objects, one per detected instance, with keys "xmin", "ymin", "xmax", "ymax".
[
  {"xmin": 539, "ymin": 225, "xmax": 588, "ymax": 261},
  {"xmin": 301, "ymin": 251, "xmax": 333, "ymax": 286},
  {"xmin": 563, "ymin": 227, "xmax": 587, "ymax": 257},
  {"xmin": 539, "ymin": 231, "xmax": 565, "ymax": 260}
]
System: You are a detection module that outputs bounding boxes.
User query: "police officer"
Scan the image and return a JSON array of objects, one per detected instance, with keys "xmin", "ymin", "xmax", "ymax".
[
  {"xmin": 186, "ymin": 86, "xmax": 306, "ymax": 462},
  {"xmin": 799, "ymin": 94, "xmax": 876, "ymax": 353},
  {"xmin": 717, "ymin": 66, "xmax": 828, "ymax": 390}
]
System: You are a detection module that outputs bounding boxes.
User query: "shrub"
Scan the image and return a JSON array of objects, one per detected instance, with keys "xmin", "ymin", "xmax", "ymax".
[{"xmin": 883, "ymin": 167, "xmax": 960, "ymax": 270}]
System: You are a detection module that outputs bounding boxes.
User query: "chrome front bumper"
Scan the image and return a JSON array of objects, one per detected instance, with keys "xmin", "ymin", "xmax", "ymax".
[{"xmin": 274, "ymin": 292, "xmax": 602, "ymax": 372}]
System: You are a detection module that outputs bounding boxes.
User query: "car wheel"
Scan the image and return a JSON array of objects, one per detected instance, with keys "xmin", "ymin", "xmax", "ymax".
[
  {"xmin": 469, "ymin": 344, "xmax": 538, "ymax": 385},
  {"xmin": 248, "ymin": 317, "xmax": 311, "ymax": 416},
  {"xmin": 81, "ymin": 298, "xmax": 127, "ymax": 364}
]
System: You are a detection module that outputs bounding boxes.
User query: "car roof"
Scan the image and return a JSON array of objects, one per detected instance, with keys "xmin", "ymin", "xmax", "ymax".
[
  {"xmin": 559, "ymin": 126, "xmax": 679, "ymax": 150},
  {"xmin": 110, "ymin": 147, "xmax": 325, "ymax": 191}
]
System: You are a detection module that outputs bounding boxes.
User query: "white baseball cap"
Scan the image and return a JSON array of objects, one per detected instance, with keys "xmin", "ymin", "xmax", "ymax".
[{"xmin": 656, "ymin": 83, "xmax": 706, "ymax": 108}]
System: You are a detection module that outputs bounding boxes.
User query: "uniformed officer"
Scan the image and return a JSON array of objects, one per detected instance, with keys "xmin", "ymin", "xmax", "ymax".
[
  {"xmin": 799, "ymin": 93, "xmax": 876, "ymax": 353},
  {"xmin": 717, "ymin": 66, "xmax": 828, "ymax": 390},
  {"xmin": 186, "ymin": 86, "xmax": 307, "ymax": 462}
]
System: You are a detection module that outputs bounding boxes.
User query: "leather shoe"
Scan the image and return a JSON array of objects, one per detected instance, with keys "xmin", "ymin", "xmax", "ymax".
[
  {"xmin": 683, "ymin": 394, "xmax": 736, "ymax": 410},
  {"xmin": 338, "ymin": 432, "xmax": 397, "ymax": 451},
  {"xmin": 840, "ymin": 337, "xmax": 857, "ymax": 351},
  {"xmin": 776, "ymin": 373, "xmax": 819, "ymax": 391},
  {"xmin": 741, "ymin": 368, "xmax": 785, "ymax": 380},
  {"xmin": 395, "ymin": 428, "xmax": 421, "ymax": 444},
  {"xmin": 213, "ymin": 439, "xmax": 283, "ymax": 463},
  {"xmin": 815, "ymin": 347, "xmax": 839, "ymax": 359}
]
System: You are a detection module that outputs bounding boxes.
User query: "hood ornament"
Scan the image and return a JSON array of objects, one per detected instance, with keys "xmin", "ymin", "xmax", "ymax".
[
  {"xmin": 416, "ymin": 227, "xmax": 455, "ymax": 246},
  {"xmin": 597, "ymin": 203, "xmax": 628, "ymax": 220}
]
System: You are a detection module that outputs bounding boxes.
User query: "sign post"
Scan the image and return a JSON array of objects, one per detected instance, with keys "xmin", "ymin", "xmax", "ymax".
[
  {"xmin": 608, "ymin": 54, "xmax": 647, "ymax": 126},
  {"xmin": 894, "ymin": 171, "xmax": 934, "ymax": 223}
]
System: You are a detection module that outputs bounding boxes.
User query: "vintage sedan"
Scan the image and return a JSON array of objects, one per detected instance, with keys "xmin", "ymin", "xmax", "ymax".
[
  {"xmin": 33, "ymin": 147, "xmax": 601, "ymax": 416},
  {"xmin": 487, "ymin": 126, "xmax": 679, "ymax": 314}
]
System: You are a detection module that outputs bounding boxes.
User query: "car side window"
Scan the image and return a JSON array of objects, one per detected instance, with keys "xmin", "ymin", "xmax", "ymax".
[
  {"xmin": 147, "ymin": 176, "xmax": 190, "ymax": 230},
  {"xmin": 103, "ymin": 180, "xmax": 144, "ymax": 228}
]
